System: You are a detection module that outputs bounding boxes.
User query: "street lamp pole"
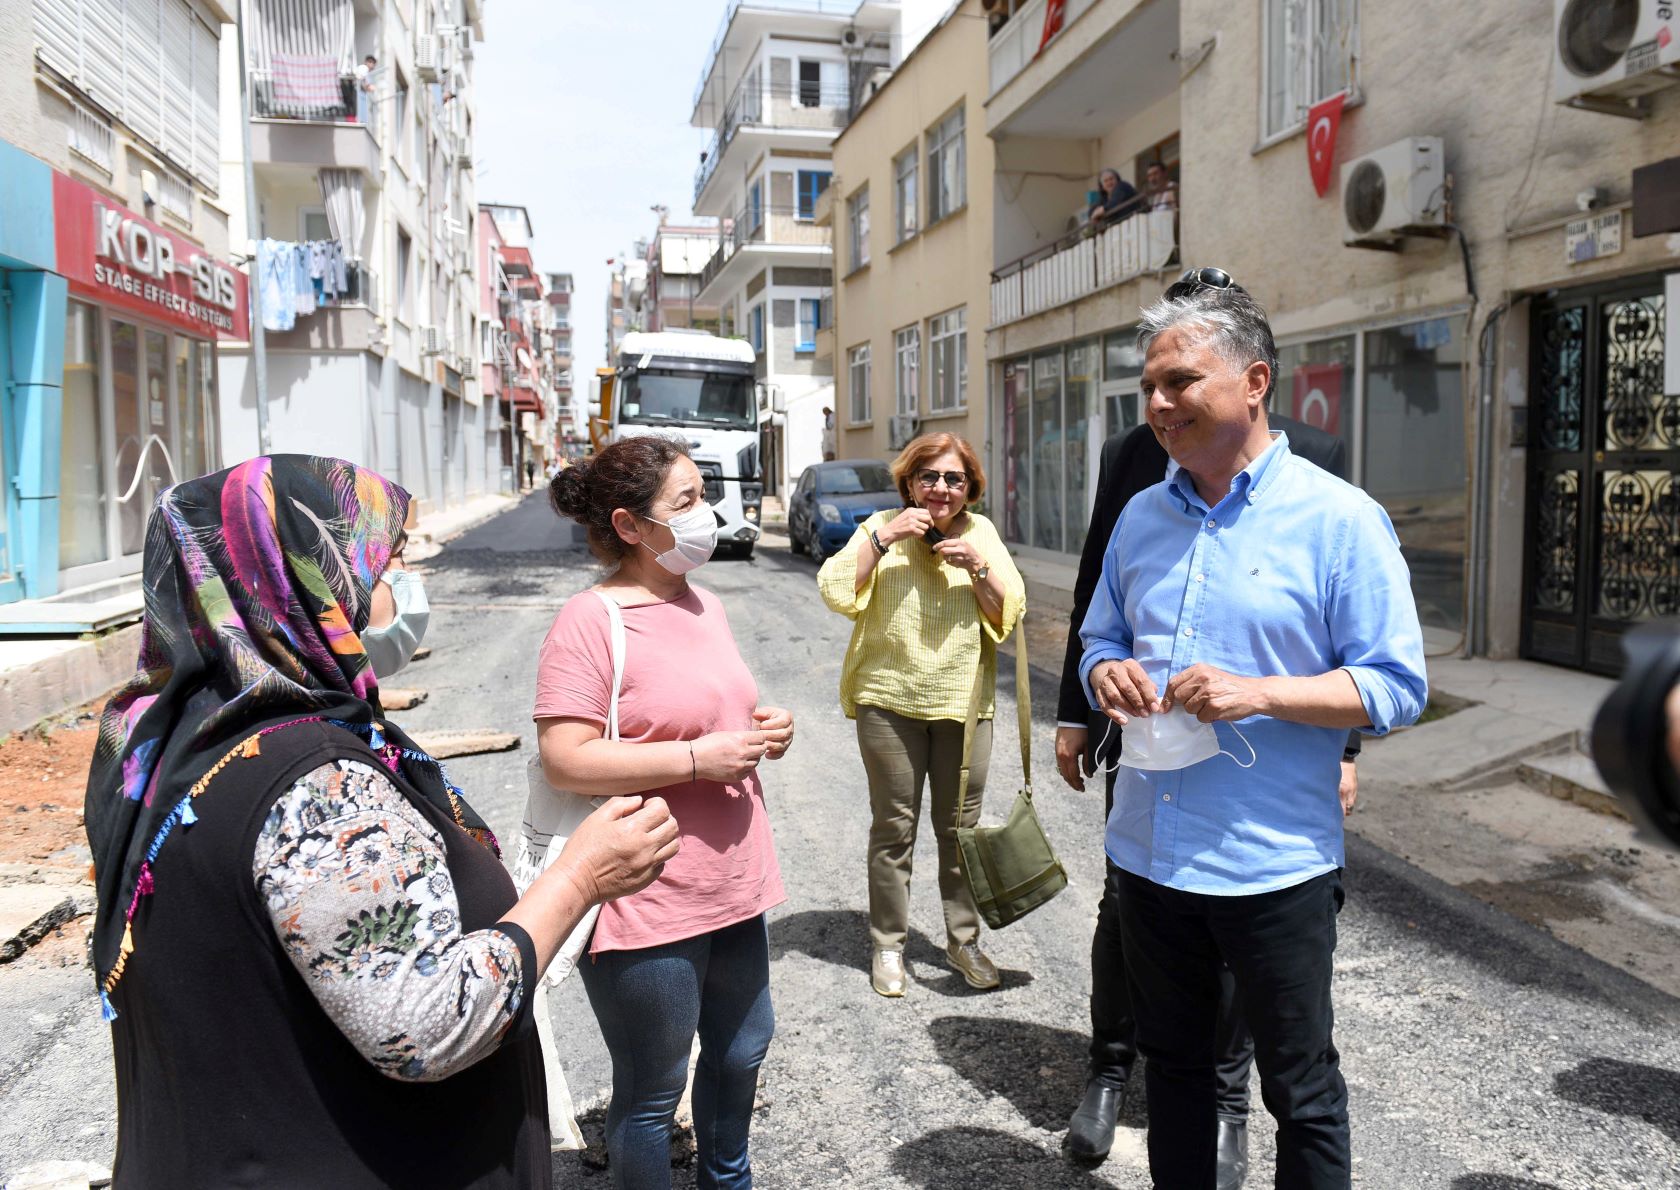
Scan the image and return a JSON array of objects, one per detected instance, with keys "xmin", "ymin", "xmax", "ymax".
[{"xmin": 234, "ymin": 3, "xmax": 272, "ymax": 455}]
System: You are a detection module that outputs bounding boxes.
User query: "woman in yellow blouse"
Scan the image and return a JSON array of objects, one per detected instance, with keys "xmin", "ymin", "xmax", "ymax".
[{"xmin": 818, "ymin": 432, "xmax": 1026, "ymax": 998}]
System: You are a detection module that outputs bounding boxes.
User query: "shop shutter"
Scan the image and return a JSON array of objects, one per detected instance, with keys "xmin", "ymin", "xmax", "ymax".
[
  {"xmin": 159, "ymin": 0, "xmax": 193, "ymax": 169},
  {"xmin": 124, "ymin": 0, "xmax": 164, "ymax": 149},
  {"xmin": 82, "ymin": 0, "xmax": 125, "ymax": 111},
  {"xmin": 34, "ymin": 0, "xmax": 84, "ymax": 81},
  {"xmin": 190, "ymin": 11, "xmax": 218, "ymax": 189}
]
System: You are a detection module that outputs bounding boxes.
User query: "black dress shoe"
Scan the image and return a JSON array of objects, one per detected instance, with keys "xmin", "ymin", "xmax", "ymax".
[
  {"xmin": 1216, "ymin": 1115, "xmax": 1249, "ymax": 1190},
  {"xmin": 1065, "ymin": 1078, "xmax": 1127, "ymax": 1164}
]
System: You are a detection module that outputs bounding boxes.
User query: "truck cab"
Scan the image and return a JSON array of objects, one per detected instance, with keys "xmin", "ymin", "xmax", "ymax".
[{"xmin": 604, "ymin": 330, "xmax": 763, "ymax": 557}]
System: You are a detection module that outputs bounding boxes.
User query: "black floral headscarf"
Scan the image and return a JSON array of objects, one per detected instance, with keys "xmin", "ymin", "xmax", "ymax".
[{"xmin": 84, "ymin": 455, "xmax": 495, "ymax": 1018}]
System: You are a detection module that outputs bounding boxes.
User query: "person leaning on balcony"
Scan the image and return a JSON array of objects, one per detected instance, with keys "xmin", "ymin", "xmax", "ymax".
[
  {"xmin": 1143, "ymin": 160, "xmax": 1179, "ymax": 212},
  {"xmin": 1088, "ymin": 168, "xmax": 1139, "ymax": 229},
  {"xmin": 817, "ymin": 433, "xmax": 1027, "ymax": 998},
  {"xmin": 84, "ymin": 454, "xmax": 677, "ymax": 1187}
]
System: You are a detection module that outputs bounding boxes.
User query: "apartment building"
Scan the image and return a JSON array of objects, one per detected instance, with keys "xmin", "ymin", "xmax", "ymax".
[
  {"xmin": 982, "ymin": 0, "xmax": 1680, "ymax": 675},
  {"xmin": 686, "ymin": 0, "xmax": 910, "ymax": 498},
  {"xmin": 0, "ymin": 0, "xmax": 247, "ymax": 616},
  {"xmin": 545, "ymin": 272, "xmax": 581, "ymax": 451},
  {"xmin": 638, "ymin": 221, "xmax": 722, "ymax": 335},
  {"xmin": 823, "ymin": 0, "xmax": 991, "ymax": 470},
  {"xmin": 219, "ymin": 0, "xmax": 496, "ymax": 516}
]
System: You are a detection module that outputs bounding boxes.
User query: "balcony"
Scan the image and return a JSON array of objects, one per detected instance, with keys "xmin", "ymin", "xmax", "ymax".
[
  {"xmin": 988, "ymin": 0, "xmax": 1101, "ymax": 97},
  {"xmin": 691, "ymin": 0, "xmax": 893, "ymax": 115},
  {"xmin": 694, "ymin": 79, "xmax": 852, "ymax": 208},
  {"xmin": 695, "ymin": 204, "xmax": 829, "ymax": 301},
  {"xmin": 989, "ymin": 209, "xmax": 1174, "ymax": 328},
  {"xmin": 249, "ymin": 69, "xmax": 382, "ymax": 176},
  {"xmin": 262, "ymin": 261, "xmax": 384, "ymax": 351}
]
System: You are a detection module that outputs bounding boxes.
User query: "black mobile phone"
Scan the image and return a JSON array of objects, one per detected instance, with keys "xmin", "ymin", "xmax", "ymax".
[{"xmin": 923, "ymin": 525, "xmax": 947, "ymax": 546}]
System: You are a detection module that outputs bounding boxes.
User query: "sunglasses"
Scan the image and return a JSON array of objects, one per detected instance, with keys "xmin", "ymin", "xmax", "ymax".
[
  {"xmin": 1163, "ymin": 266, "xmax": 1237, "ymax": 302},
  {"xmin": 915, "ymin": 469, "xmax": 969, "ymax": 491}
]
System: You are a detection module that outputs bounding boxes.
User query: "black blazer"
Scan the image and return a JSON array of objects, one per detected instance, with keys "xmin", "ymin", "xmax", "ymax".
[{"xmin": 1055, "ymin": 415, "xmax": 1361, "ymax": 757}]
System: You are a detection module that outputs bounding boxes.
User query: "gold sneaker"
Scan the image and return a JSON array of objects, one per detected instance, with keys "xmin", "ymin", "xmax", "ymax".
[
  {"xmin": 871, "ymin": 948, "xmax": 908, "ymax": 997},
  {"xmin": 945, "ymin": 940, "xmax": 1001, "ymax": 990}
]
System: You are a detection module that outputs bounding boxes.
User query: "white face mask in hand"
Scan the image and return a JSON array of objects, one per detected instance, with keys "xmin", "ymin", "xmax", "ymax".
[
  {"xmin": 642, "ymin": 502, "xmax": 718, "ymax": 575},
  {"xmin": 1095, "ymin": 706, "xmax": 1257, "ymax": 773}
]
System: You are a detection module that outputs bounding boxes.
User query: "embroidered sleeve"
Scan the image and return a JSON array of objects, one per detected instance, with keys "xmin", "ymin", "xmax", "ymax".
[{"xmin": 252, "ymin": 759, "xmax": 530, "ymax": 1083}]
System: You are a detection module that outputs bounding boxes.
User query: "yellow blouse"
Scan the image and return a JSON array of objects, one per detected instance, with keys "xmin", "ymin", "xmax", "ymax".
[{"xmin": 818, "ymin": 509, "xmax": 1027, "ymax": 721}]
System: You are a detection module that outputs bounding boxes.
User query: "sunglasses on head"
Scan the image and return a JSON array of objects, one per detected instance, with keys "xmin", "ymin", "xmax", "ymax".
[
  {"xmin": 1163, "ymin": 266, "xmax": 1237, "ymax": 302},
  {"xmin": 915, "ymin": 469, "xmax": 969, "ymax": 491}
]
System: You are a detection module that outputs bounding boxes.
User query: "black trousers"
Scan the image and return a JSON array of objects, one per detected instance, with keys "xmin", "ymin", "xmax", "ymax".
[
  {"xmin": 1117, "ymin": 867, "xmax": 1350, "ymax": 1190},
  {"xmin": 1089, "ymin": 761, "xmax": 1254, "ymax": 1118}
]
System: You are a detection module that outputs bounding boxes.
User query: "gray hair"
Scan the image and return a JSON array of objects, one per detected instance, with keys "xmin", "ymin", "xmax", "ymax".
[{"xmin": 1136, "ymin": 289, "xmax": 1279, "ymax": 404}]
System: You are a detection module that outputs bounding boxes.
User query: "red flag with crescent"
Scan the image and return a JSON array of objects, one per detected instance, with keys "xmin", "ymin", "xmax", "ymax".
[
  {"xmin": 1307, "ymin": 91, "xmax": 1346, "ymax": 198},
  {"xmin": 1038, "ymin": 0, "xmax": 1067, "ymax": 54}
]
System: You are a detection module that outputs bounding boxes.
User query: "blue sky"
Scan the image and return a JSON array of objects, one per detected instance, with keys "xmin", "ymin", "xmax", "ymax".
[{"xmin": 476, "ymin": 0, "xmax": 720, "ymax": 382}]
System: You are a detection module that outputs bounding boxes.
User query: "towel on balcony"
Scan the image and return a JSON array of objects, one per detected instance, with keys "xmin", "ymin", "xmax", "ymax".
[
  {"xmin": 271, "ymin": 52, "xmax": 342, "ymax": 118},
  {"xmin": 257, "ymin": 240, "xmax": 296, "ymax": 332}
]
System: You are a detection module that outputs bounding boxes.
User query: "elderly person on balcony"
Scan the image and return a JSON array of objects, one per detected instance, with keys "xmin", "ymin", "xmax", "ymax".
[{"xmin": 1088, "ymin": 168, "xmax": 1139, "ymax": 229}]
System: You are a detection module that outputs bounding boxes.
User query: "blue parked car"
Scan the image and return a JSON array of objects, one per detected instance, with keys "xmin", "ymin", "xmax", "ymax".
[{"xmin": 787, "ymin": 460, "xmax": 901, "ymax": 562}]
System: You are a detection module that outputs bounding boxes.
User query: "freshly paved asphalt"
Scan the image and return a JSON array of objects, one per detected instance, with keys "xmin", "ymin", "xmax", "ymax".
[{"xmin": 3, "ymin": 492, "xmax": 1678, "ymax": 1188}]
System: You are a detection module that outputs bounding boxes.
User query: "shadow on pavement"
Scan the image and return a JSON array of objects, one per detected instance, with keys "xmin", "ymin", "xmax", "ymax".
[
  {"xmin": 768, "ymin": 908, "xmax": 1034, "ymax": 996},
  {"xmin": 926, "ymin": 1016, "xmax": 1091, "ymax": 1132},
  {"xmin": 1450, "ymin": 1177, "xmax": 1562, "ymax": 1189},
  {"xmin": 891, "ymin": 1126, "xmax": 1109, "ymax": 1189},
  {"xmin": 1553, "ymin": 1056, "xmax": 1680, "ymax": 1143}
]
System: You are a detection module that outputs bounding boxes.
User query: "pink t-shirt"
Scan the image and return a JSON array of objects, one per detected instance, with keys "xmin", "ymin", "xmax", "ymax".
[{"xmin": 532, "ymin": 585, "xmax": 785, "ymax": 953}]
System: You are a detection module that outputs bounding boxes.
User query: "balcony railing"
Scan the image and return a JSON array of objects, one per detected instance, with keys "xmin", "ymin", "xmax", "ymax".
[
  {"xmin": 695, "ymin": 81, "xmax": 853, "ymax": 204},
  {"xmin": 696, "ymin": 203, "xmax": 830, "ymax": 294},
  {"xmin": 692, "ymin": 0, "xmax": 873, "ymax": 110},
  {"xmin": 249, "ymin": 69, "xmax": 382, "ymax": 147},
  {"xmin": 989, "ymin": 208, "xmax": 1175, "ymax": 327},
  {"xmin": 988, "ymin": 0, "xmax": 1098, "ymax": 96}
]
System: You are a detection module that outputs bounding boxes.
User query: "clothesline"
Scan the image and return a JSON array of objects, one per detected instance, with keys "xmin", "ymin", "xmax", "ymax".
[{"xmin": 255, "ymin": 238, "xmax": 356, "ymax": 333}]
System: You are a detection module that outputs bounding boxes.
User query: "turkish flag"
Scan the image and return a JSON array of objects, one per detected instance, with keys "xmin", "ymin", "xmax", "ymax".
[
  {"xmin": 1292, "ymin": 363, "xmax": 1344, "ymax": 436},
  {"xmin": 1306, "ymin": 91, "xmax": 1346, "ymax": 198},
  {"xmin": 1038, "ymin": 0, "xmax": 1066, "ymax": 54}
]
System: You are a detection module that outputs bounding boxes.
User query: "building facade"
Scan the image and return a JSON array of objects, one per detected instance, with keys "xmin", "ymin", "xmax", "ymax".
[
  {"xmin": 982, "ymin": 0, "xmax": 1680, "ymax": 674},
  {"xmin": 637, "ymin": 220, "xmax": 721, "ymax": 335},
  {"xmin": 825, "ymin": 0, "xmax": 991, "ymax": 473},
  {"xmin": 545, "ymin": 271, "xmax": 581, "ymax": 453},
  {"xmin": 0, "ymin": 0, "xmax": 248, "ymax": 613},
  {"xmin": 219, "ymin": 0, "xmax": 499, "ymax": 517}
]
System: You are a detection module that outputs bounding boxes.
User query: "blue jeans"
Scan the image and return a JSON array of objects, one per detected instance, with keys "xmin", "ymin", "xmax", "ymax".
[{"xmin": 579, "ymin": 915, "xmax": 775, "ymax": 1190}]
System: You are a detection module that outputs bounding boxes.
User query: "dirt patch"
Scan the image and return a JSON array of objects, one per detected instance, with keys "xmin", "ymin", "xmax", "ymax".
[
  {"xmin": 0, "ymin": 721, "xmax": 97, "ymax": 869},
  {"xmin": 1458, "ymin": 870, "xmax": 1604, "ymax": 928}
]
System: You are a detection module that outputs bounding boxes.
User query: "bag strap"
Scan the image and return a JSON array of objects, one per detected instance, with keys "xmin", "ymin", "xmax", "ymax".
[
  {"xmin": 958, "ymin": 613, "xmax": 1032, "ymax": 817},
  {"xmin": 591, "ymin": 590, "xmax": 626, "ymax": 743}
]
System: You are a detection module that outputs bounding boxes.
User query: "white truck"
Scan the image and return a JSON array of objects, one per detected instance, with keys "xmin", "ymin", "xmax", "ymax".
[{"xmin": 594, "ymin": 329, "xmax": 763, "ymax": 558}]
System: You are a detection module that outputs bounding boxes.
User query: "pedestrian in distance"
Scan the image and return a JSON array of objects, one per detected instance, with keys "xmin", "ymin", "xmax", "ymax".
[
  {"xmin": 817, "ymin": 432, "xmax": 1027, "ymax": 997},
  {"xmin": 1079, "ymin": 279, "xmax": 1426, "ymax": 1188},
  {"xmin": 542, "ymin": 435, "xmax": 793, "ymax": 1189},
  {"xmin": 1056, "ymin": 272, "xmax": 1364, "ymax": 1183},
  {"xmin": 84, "ymin": 454, "xmax": 677, "ymax": 1188}
]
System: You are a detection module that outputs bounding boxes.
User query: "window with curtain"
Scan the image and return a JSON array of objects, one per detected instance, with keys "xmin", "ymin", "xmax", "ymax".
[
  {"xmin": 894, "ymin": 146, "xmax": 918, "ymax": 242},
  {"xmin": 798, "ymin": 298, "xmax": 821, "ymax": 351},
  {"xmin": 928, "ymin": 307, "xmax": 966, "ymax": 412},
  {"xmin": 848, "ymin": 187, "xmax": 870, "ymax": 271},
  {"xmin": 748, "ymin": 304, "xmax": 765, "ymax": 353},
  {"xmin": 895, "ymin": 326, "xmax": 920, "ymax": 416},
  {"xmin": 849, "ymin": 343, "xmax": 872, "ymax": 422},
  {"xmin": 796, "ymin": 170, "xmax": 831, "ymax": 220},
  {"xmin": 1263, "ymin": 0, "xmax": 1358, "ymax": 140},
  {"xmin": 926, "ymin": 106, "xmax": 966, "ymax": 223}
]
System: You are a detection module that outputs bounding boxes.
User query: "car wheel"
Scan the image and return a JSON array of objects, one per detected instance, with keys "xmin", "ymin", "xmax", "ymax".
[
  {"xmin": 809, "ymin": 530, "xmax": 828, "ymax": 564},
  {"xmin": 789, "ymin": 522, "xmax": 807, "ymax": 555}
]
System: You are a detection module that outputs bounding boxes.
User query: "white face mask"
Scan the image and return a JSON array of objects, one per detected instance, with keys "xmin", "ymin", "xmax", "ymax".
[
  {"xmin": 362, "ymin": 569, "xmax": 430, "ymax": 679},
  {"xmin": 641, "ymin": 502, "xmax": 718, "ymax": 575},
  {"xmin": 1095, "ymin": 707, "xmax": 1257, "ymax": 773}
]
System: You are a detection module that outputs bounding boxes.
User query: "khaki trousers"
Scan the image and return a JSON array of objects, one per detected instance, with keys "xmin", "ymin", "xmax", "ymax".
[{"xmin": 855, "ymin": 705, "xmax": 992, "ymax": 951}]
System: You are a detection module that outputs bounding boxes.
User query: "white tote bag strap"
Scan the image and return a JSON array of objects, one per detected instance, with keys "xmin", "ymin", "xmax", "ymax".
[{"xmin": 591, "ymin": 589, "xmax": 625, "ymax": 742}]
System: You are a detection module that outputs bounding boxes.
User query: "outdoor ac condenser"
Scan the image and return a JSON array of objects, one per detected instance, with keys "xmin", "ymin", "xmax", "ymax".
[
  {"xmin": 1553, "ymin": 0, "xmax": 1680, "ymax": 109},
  {"xmin": 415, "ymin": 35, "xmax": 441, "ymax": 82},
  {"xmin": 1340, "ymin": 136, "xmax": 1445, "ymax": 246},
  {"xmin": 888, "ymin": 415, "xmax": 919, "ymax": 451}
]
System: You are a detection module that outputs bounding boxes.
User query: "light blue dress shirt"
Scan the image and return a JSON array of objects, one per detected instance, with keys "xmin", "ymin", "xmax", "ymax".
[{"xmin": 1079, "ymin": 432, "xmax": 1427, "ymax": 895}]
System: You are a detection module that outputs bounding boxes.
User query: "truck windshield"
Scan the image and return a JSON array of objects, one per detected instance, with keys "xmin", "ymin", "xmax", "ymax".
[{"xmin": 620, "ymin": 369, "xmax": 755, "ymax": 430}]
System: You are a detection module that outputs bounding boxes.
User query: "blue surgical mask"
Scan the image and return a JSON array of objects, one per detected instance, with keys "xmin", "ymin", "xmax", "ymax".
[{"xmin": 363, "ymin": 569, "xmax": 430, "ymax": 679}]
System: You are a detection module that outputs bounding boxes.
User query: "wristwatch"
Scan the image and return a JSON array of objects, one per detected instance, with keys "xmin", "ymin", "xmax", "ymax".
[{"xmin": 975, "ymin": 564, "xmax": 990, "ymax": 581}]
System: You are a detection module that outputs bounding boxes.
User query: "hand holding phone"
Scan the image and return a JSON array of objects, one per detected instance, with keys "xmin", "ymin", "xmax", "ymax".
[{"xmin": 922, "ymin": 525, "xmax": 947, "ymax": 546}]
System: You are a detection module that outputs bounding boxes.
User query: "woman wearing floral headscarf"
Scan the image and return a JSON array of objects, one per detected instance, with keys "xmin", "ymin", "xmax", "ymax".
[{"xmin": 84, "ymin": 455, "xmax": 678, "ymax": 1188}]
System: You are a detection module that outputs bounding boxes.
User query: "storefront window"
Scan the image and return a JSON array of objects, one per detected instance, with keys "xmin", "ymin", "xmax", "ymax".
[
  {"xmin": 176, "ymin": 339, "xmax": 217, "ymax": 481},
  {"xmin": 143, "ymin": 328, "xmax": 174, "ymax": 529},
  {"xmin": 60, "ymin": 301, "xmax": 108, "ymax": 569},
  {"xmin": 1363, "ymin": 318, "xmax": 1465, "ymax": 635},
  {"xmin": 1032, "ymin": 352, "xmax": 1063, "ymax": 551},
  {"xmin": 1274, "ymin": 334, "xmax": 1356, "ymax": 461},
  {"xmin": 111, "ymin": 320, "xmax": 145, "ymax": 556},
  {"xmin": 1065, "ymin": 340, "xmax": 1099, "ymax": 547},
  {"xmin": 1003, "ymin": 361, "xmax": 1028, "ymax": 544}
]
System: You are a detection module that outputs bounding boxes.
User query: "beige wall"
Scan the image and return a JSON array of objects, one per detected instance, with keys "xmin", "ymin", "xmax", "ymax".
[{"xmin": 831, "ymin": 0, "xmax": 993, "ymax": 468}]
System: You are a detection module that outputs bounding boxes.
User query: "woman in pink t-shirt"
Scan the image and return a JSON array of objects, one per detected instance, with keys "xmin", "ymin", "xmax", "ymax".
[{"xmin": 536, "ymin": 435, "xmax": 790, "ymax": 1190}]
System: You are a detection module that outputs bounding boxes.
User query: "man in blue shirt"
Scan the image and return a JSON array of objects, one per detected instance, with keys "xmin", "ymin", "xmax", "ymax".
[{"xmin": 1080, "ymin": 280, "xmax": 1426, "ymax": 1188}]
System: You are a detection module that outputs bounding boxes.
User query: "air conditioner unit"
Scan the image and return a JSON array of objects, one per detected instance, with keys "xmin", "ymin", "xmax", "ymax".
[
  {"xmin": 454, "ymin": 134, "xmax": 473, "ymax": 169},
  {"xmin": 1553, "ymin": 0, "xmax": 1680, "ymax": 111},
  {"xmin": 888, "ymin": 414, "xmax": 919, "ymax": 450},
  {"xmin": 415, "ymin": 35, "xmax": 441, "ymax": 82},
  {"xmin": 839, "ymin": 26, "xmax": 864, "ymax": 51},
  {"xmin": 420, "ymin": 325, "xmax": 444, "ymax": 355},
  {"xmin": 1340, "ymin": 136, "xmax": 1445, "ymax": 246}
]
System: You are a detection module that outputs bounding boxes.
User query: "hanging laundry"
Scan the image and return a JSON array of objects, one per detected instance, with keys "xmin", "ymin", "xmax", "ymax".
[
  {"xmin": 256, "ymin": 239, "xmax": 296, "ymax": 332},
  {"xmin": 292, "ymin": 243, "xmax": 316, "ymax": 317},
  {"xmin": 270, "ymin": 53, "xmax": 343, "ymax": 119}
]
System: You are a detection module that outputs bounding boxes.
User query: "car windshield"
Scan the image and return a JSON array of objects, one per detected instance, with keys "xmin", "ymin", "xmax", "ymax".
[
  {"xmin": 820, "ymin": 464, "xmax": 894, "ymax": 494},
  {"xmin": 620, "ymin": 369, "xmax": 755, "ymax": 430}
]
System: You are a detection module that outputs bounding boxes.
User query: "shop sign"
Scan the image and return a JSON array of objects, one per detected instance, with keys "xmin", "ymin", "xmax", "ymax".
[
  {"xmin": 53, "ymin": 173, "xmax": 249, "ymax": 340},
  {"xmin": 1564, "ymin": 210, "xmax": 1623, "ymax": 266}
]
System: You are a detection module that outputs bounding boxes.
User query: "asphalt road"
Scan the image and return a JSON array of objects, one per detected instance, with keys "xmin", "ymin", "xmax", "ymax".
[{"xmin": 4, "ymin": 492, "xmax": 1679, "ymax": 1188}]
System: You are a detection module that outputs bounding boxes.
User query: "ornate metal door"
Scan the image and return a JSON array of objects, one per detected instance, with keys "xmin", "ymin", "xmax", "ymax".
[{"xmin": 1525, "ymin": 278, "xmax": 1674, "ymax": 675}]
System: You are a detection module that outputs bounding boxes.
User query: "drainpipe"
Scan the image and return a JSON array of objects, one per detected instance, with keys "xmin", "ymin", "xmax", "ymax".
[
  {"xmin": 1466, "ymin": 301, "xmax": 1507, "ymax": 660},
  {"xmin": 235, "ymin": 4, "xmax": 271, "ymax": 455}
]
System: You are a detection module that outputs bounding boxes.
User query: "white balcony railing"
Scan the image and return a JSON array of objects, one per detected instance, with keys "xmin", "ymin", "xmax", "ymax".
[
  {"xmin": 989, "ymin": 208, "xmax": 1175, "ymax": 327},
  {"xmin": 988, "ymin": 0, "xmax": 1099, "ymax": 97}
]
